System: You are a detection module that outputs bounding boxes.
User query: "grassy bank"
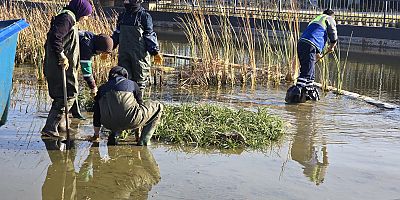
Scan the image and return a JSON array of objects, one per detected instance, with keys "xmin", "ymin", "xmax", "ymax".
[{"xmin": 155, "ymin": 104, "xmax": 285, "ymax": 149}]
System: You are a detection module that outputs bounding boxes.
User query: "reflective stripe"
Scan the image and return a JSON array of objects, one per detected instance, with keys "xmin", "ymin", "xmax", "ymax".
[
  {"xmin": 83, "ymin": 74, "xmax": 92, "ymax": 77},
  {"xmin": 309, "ymin": 14, "xmax": 328, "ymax": 29},
  {"xmin": 80, "ymin": 60, "xmax": 91, "ymax": 63},
  {"xmin": 297, "ymin": 77, "xmax": 308, "ymax": 82}
]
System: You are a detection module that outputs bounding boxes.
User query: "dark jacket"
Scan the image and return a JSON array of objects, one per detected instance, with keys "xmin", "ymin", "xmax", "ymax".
[
  {"xmin": 93, "ymin": 76, "xmax": 143, "ymax": 129},
  {"xmin": 111, "ymin": 7, "xmax": 159, "ymax": 55},
  {"xmin": 79, "ymin": 31, "xmax": 97, "ymax": 89},
  {"xmin": 46, "ymin": 9, "xmax": 76, "ymax": 58}
]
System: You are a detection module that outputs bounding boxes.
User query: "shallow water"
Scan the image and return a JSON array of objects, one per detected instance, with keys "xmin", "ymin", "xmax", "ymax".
[
  {"xmin": 1, "ymin": 64, "xmax": 399, "ymax": 199},
  {"xmin": 2, "ymin": 29, "xmax": 400, "ymax": 199}
]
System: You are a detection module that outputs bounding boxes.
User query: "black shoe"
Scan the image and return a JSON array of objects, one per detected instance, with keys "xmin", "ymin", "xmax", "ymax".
[
  {"xmin": 285, "ymin": 85, "xmax": 307, "ymax": 103},
  {"xmin": 306, "ymin": 87, "xmax": 320, "ymax": 101},
  {"xmin": 107, "ymin": 132, "xmax": 120, "ymax": 146},
  {"xmin": 72, "ymin": 113, "xmax": 86, "ymax": 120}
]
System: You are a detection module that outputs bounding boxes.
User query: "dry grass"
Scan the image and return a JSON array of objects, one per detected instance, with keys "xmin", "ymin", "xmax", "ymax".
[{"xmin": 177, "ymin": 0, "xmax": 302, "ymax": 87}]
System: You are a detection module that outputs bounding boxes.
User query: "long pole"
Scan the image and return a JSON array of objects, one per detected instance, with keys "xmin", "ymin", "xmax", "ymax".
[{"xmin": 61, "ymin": 68, "xmax": 70, "ymax": 148}]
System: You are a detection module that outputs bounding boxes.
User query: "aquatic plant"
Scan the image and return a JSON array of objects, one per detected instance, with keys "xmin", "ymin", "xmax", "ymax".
[{"xmin": 155, "ymin": 104, "xmax": 285, "ymax": 150}]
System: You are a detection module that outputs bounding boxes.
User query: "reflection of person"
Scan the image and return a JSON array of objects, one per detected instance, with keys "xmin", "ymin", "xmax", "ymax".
[
  {"xmin": 41, "ymin": 0, "xmax": 92, "ymax": 137},
  {"xmin": 92, "ymin": 66, "xmax": 163, "ymax": 146},
  {"xmin": 286, "ymin": 9, "xmax": 338, "ymax": 103},
  {"xmin": 77, "ymin": 146, "xmax": 160, "ymax": 200},
  {"xmin": 41, "ymin": 138, "xmax": 160, "ymax": 199},
  {"xmin": 41, "ymin": 137, "xmax": 77, "ymax": 200},
  {"xmin": 111, "ymin": 0, "xmax": 163, "ymax": 94},
  {"xmin": 70, "ymin": 31, "xmax": 114, "ymax": 120},
  {"xmin": 287, "ymin": 105, "xmax": 329, "ymax": 185}
]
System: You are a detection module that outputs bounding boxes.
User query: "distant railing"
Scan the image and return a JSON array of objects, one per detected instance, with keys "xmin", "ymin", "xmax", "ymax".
[{"xmin": 150, "ymin": 0, "xmax": 400, "ymax": 28}]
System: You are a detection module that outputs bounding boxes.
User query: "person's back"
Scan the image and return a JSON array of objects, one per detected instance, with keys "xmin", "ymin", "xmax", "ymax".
[
  {"xmin": 300, "ymin": 10, "xmax": 338, "ymax": 53},
  {"xmin": 94, "ymin": 68, "xmax": 143, "ymax": 131}
]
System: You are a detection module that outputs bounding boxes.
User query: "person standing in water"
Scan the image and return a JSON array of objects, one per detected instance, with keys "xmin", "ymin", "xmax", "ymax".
[
  {"xmin": 41, "ymin": 0, "xmax": 92, "ymax": 137},
  {"xmin": 111, "ymin": 0, "xmax": 163, "ymax": 95},
  {"xmin": 285, "ymin": 9, "xmax": 338, "ymax": 103}
]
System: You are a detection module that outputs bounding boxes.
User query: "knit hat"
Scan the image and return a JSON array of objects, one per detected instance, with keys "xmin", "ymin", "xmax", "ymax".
[
  {"xmin": 94, "ymin": 34, "xmax": 113, "ymax": 53},
  {"xmin": 108, "ymin": 66, "xmax": 128, "ymax": 80},
  {"xmin": 68, "ymin": 0, "xmax": 93, "ymax": 20}
]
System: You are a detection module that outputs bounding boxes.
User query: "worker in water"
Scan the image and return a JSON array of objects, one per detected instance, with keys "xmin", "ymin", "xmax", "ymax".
[
  {"xmin": 70, "ymin": 31, "xmax": 114, "ymax": 120},
  {"xmin": 285, "ymin": 9, "xmax": 338, "ymax": 103},
  {"xmin": 111, "ymin": 0, "xmax": 163, "ymax": 96},
  {"xmin": 41, "ymin": 0, "xmax": 92, "ymax": 137},
  {"xmin": 92, "ymin": 66, "xmax": 163, "ymax": 146}
]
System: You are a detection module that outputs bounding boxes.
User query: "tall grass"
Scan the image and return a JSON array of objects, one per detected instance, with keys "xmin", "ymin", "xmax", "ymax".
[{"xmin": 178, "ymin": 0, "xmax": 301, "ymax": 87}]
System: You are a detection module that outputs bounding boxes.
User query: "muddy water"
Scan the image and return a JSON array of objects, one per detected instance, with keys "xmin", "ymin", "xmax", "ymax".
[{"xmin": 0, "ymin": 48, "xmax": 400, "ymax": 199}]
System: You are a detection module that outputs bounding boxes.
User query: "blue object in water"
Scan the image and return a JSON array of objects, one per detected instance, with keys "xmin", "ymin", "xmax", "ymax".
[{"xmin": 0, "ymin": 19, "xmax": 29, "ymax": 126}]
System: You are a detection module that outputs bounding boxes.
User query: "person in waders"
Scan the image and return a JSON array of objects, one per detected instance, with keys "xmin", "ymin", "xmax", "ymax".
[
  {"xmin": 92, "ymin": 66, "xmax": 163, "ymax": 146},
  {"xmin": 41, "ymin": 0, "xmax": 92, "ymax": 138},
  {"xmin": 111, "ymin": 0, "xmax": 163, "ymax": 94},
  {"xmin": 70, "ymin": 31, "xmax": 114, "ymax": 120},
  {"xmin": 285, "ymin": 9, "xmax": 338, "ymax": 104}
]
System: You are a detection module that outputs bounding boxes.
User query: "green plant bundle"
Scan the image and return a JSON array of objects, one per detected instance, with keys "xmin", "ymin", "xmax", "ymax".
[{"xmin": 155, "ymin": 104, "xmax": 285, "ymax": 149}]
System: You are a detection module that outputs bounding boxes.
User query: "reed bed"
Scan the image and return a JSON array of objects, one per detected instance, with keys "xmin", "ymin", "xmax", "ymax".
[
  {"xmin": 178, "ymin": 0, "xmax": 302, "ymax": 87},
  {"xmin": 155, "ymin": 104, "xmax": 285, "ymax": 149}
]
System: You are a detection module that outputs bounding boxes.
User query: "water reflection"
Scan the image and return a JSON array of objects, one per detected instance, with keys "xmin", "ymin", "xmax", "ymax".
[
  {"xmin": 286, "ymin": 104, "xmax": 329, "ymax": 185},
  {"xmin": 41, "ymin": 138, "xmax": 160, "ymax": 200}
]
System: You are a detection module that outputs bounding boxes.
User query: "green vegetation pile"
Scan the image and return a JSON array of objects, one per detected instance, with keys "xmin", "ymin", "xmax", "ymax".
[{"xmin": 155, "ymin": 104, "xmax": 285, "ymax": 149}]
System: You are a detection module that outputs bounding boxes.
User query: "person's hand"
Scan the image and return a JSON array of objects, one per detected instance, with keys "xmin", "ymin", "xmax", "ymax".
[
  {"xmin": 90, "ymin": 134, "xmax": 100, "ymax": 142},
  {"xmin": 327, "ymin": 43, "xmax": 336, "ymax": 53},
  {"xmin": 316, "ymin": 53, "xmax": 322, "ymax": 60},
  {"xmin": 153, "ymin": 53, "xmax": 163, "ymax": 65},
  {"xmin": 59, "ymin": 53, "xmax": 69, "ymax": 70},
  {"xmin": 90, "ymin": 87, "xmax": 98, "ymax": 97}
]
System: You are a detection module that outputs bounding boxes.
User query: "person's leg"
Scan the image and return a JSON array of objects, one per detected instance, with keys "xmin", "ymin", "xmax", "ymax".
[
  {"xmin": 107, "ymin": 130, "xmax": 121, "ymax": 146},
  {"xmin": 118, "ymin": 51, "xmax": 134, "ymax": 80},
  {"xmin": 42, "ymin": 98, "xmax": 64, "ymax": 138},
  {"xmin": 296, "ymin": 41, "xmax": 318, "ymax": 101},
  {"xmin": 70, "ymin": 98, "xmax": 86, "ymax": 120},
  {"xmin": 137, "ymin": 101, "xmax": 164, "ymax": 146}
]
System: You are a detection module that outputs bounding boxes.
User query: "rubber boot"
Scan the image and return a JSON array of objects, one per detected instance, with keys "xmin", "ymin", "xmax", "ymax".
[
  {"xmin": 58, "ymin": 114, "xmax": 75, "ymax": 133},
  {"xmin": 137, "ymin": 103, "xmax": 163, "ymax": 146},
  {"xmin": 107, "ymin": 131, "xmax": 120, "ymax": 146},
  {"xmin": 70, "ymin": 100, "xmax": 86, "ymax": 120},
  {"xmin": 41, "ymin": 108, "xmax": 63, "ymax": 138}
]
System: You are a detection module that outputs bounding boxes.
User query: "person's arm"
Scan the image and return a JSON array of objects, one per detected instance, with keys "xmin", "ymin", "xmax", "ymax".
[
  {"xmin": 80, "ymin": 32, "xmax": 97, "ymax": 91},
  {"xmin": 92, "ymin": 88, "xmax": 102, "ymax": 139},
  {"xmin": 141, "ymin": 12, "xmax": 160, "ymax": 55},
  {"xmin": 111, "ymin": 13, "xmax": 123, "ymax": 49},
  {"xmin": 326, "ymin": 16, "xmax": 338, "ymax": 52},
  {"xmin": 47, "ymin": 13, "xmax": 74, "ymax": 60},
  {"xmin": 133, "ymin": 82, "xmax": 144, "ymax": 105}
]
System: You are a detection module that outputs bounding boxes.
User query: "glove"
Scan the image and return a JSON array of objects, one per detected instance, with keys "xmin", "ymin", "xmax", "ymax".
[
  {"xmin": 100, "ymin": 53, "xmax": 109, "ymax": 60},
  {"xmin": 153, "ymin": 53, "xmax": 163, "ymax": 65},
  {"xmin": 59, "ymin": 52, "xmax": 69, "ymax": 70},
  {"xmin": 90, "ymin": 87, "xmax": 98, "ymax": 97}
]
